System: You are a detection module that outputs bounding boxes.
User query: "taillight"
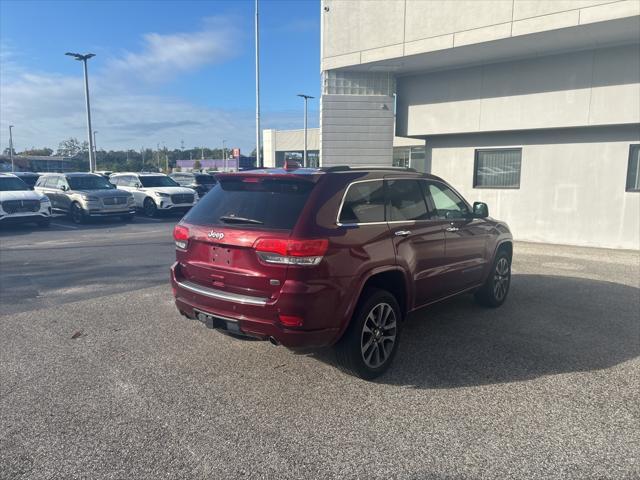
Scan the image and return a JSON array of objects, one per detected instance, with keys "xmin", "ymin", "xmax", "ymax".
[
  {"xmin": 173, "ymin": 225, "xmax": 189, "ymax": 250},
  {"xmin": 254, "ymin": 238, "xmax": 328, "ymax": 266}
]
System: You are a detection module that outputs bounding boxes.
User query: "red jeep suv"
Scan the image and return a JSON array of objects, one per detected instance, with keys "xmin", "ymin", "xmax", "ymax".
[{"xmin": 170, "ymin": 166, "xmax": 513, "ymax": 379}]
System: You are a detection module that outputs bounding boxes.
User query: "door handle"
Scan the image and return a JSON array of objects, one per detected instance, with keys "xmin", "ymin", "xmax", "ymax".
[
  {"xmin": 445, "ymin": 226, "xmax": 460, "ymax": 232},
  {"xmin": 395, "ymin": 230, "xmax": 412, "ymax": 237}
]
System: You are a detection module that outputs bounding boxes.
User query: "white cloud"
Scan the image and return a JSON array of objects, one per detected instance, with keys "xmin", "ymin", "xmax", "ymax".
[
  {"xmin": 0, "ymin": 18, "xmax": 313, "ymax": 154},
  {"xmin": 106, "ymin": 16, "xmax": 242, "ymax": 83}
]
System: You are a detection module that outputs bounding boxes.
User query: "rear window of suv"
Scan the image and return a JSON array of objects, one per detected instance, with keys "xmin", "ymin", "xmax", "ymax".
[{"xmin": 183, "ymin": 177, "xmax": 314, "ymax": 230}]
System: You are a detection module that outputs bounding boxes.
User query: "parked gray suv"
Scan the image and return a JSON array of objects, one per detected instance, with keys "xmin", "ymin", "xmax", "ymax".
[{"xmin": 35, "ymin": 173, "xmax": 136, "ymax": 224}]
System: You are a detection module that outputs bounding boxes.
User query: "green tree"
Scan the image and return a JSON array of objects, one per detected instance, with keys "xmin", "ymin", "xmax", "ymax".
[
  {"xmin": 21, "ymin": 147, "xmax": 53, "ymax": 156},
  {"xmin": 56, "ymin": 137, "xmax": 83, "ymax": 157}
]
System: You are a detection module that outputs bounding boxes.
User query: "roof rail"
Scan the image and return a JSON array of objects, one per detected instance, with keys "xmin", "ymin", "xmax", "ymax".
[{"xmin": 320, "ymin": 165, "xmax": 417, "ymax": 173}]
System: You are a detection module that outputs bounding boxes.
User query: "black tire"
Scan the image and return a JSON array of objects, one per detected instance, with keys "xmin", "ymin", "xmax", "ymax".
[
  {"xmin": 37, "ymin": 218, "xmax": 51, "ymax": 228},
  {"xmin": 474, "ymin": 250, "xmax": 511, "ymax": 308},
  {"xmin": 121, "ymin": 214, "xmax": 135, "ymax": 222},
  {"xmin": 143, "ymin": 198, "xmax": 157, "ymax": 218},
  {"xmin": 335, "ymin": 287, "xmax": 401, "ymax": 380},
  {"xmin": 69, "ymin": 202, "xmax": 86, "ymax": 224}
]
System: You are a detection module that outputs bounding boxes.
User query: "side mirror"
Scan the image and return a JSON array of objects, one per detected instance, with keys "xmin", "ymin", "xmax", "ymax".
[
  {"xmin": 135, "ymin": 183, "xmax": 142, "ymax": 188},
  {"xmin": 473, "ymin": 201, "xmax": 489, "ymax": 218},
  {"xmin": 60, "ymin": 185, "xmax": 68, "ymax": 191}
]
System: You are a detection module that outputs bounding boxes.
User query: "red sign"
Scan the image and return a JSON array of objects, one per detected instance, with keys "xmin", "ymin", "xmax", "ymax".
[{"xmin": 232, "ymin": 148, "xmax": 240, "ymax": 158}]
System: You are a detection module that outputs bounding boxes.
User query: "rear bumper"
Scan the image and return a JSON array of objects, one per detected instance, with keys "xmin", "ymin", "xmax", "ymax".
[{"xmin": 170, "ymin": 262, "xmax": 341, "ymax": 348}]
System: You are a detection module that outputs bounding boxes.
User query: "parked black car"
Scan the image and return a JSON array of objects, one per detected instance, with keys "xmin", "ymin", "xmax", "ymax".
[{"xmin": 169, "ymin": 172, "xmax": 217, "ymax": 197}]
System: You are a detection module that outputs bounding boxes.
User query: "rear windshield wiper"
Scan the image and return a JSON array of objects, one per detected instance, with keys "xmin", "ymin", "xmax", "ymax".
[{"xmin": 219, "ymin": 215, "xmax": 264, "ymax": 225}]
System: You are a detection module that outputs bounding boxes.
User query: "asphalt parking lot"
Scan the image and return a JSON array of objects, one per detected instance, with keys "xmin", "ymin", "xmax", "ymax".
[{"xmin": 1, "ymin": 217, "xmax": 638, "ymax": 479}]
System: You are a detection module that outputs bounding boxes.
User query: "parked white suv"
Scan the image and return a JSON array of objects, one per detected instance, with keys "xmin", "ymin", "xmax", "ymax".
[
  {"xmin": 0, "ymin": 173, "xmax": 52, "ymax": 227},
  {"xmin": 110, "ymin": 172, "xmax": 198, "ymax": 217}
]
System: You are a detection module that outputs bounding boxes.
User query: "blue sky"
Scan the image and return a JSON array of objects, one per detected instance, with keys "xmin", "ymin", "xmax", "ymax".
[{"xmin": 0, "ymin": 0, "xmax": 320, "ymax": 153}]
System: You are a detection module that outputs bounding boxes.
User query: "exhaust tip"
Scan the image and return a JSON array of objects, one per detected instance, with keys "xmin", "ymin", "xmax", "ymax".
[{"xmin": 268, "ymin": 336, "xmax": 280, "ymax": 346}]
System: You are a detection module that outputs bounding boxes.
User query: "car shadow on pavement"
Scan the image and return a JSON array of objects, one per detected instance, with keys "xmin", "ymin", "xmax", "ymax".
[{"xmin": 311, "ymin": 274, "xmax": 639, "ymax": 388}]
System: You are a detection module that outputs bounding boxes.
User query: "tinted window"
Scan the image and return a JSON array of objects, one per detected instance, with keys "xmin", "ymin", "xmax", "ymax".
[
  {"xmin": 339, "ymin": 181, "xmax": 385, "ymax": 224},
  {"xmin": 184, "ymin": 178, "xmax": 314, "ymax": 230},
  {"xmin": 139, "ymin": 175, "xmax": 179, "ymax": 187},
  {"xmin": 0, "ymin": 177, "xmax": 29, "ymax": 191},
  {"xmin": 474, "ymin": 148, "xmax": 522, "ymax": 188},
  {"xmin": 386, "ymin": 179, "xmax": 429, "ymax": 221},
  {"xmin": 110, "ymin": 177, "xmax": 120, "ymax": 186},
  {"xmin": 16, "ymin": 174, "xmax": 39, "ymax": 188},
  {"xmin": 426, "ymin": 182, "xmax": 469, "ymax": 219},
  {"xmin": 67, "ymin": 175, "xmax": 114, "ymax": 190},
  {"xmin": 195, "ymin": 174, "xmax": 216, "ymax": 184}
]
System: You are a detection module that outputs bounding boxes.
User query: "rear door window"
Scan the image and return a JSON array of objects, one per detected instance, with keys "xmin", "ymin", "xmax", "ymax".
[
  {"xmin": 338, "ymin": 180, "xmax": 385, "ymax": 224},
  {"xmin": 385, "ymin": 179, "xmax": 430, "ymax": 221},
  {"xmin": 184, "ymin": 177, "xmax": 314, "ymax": 230}
]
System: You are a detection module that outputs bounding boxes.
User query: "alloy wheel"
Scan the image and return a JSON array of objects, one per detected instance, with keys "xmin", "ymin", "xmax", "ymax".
[
  {"xmin": 360, "ymin": 302, "xmax": 397, "ymax": 369},
  {"xmin": 71, "ymin": 204, "xmax": 83, "ymax": 224},
  {"xmin": 493, "ymin": 257, "xmax": 510, "ymax": 301}
]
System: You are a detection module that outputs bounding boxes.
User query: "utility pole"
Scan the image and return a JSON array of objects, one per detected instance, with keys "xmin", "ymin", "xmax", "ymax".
[
  {"xmin": 156, "ymin": 143, "xmax": 160, "ymax": 171},
  {"xmin": 93, "ymin": 130, "xmax": 98, "ymax": 170},
  {"xmin": 297, "ymin": 94, "xmax": 314, "ymax": 167},
  {"xmin": 8, "ymin": 125, "xmax": 14, "ymax": 172},
  {"xmin": 65, "ymin": 52, "xmax": 96, "ymax": 172},
  {"xmin": 223, "ymin": 139, "xmax": 227, "ymax": 172},
  {"xmin": 164, "ymin": 144, "xmax": 168, "ymax": 172},
  {"xmin": 255, "ymin": 0, "xmax": 262, "ymax": 168}
]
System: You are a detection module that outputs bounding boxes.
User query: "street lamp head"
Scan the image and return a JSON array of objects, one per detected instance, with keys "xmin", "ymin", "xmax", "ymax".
[
  {"xmin": 297, "ymin": 94, "xmax": 315, "ymax": 100},
  {"xmin": 65, "ymin": 52, "xmax": 96, "ymax": 61}
]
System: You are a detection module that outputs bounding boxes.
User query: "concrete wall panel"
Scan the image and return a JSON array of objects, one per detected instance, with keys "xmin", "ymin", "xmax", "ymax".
[
  {"xmin": 425, "ymin": 126, "xmax": 640, "ymax": 249},
  {"xmin": 398, "ymin": 45, "xmax": 640, "ymax": 137},
  {"xmin": 404, "ymin": 0, "xmax": 513, "ymax": 42},
  {"xmin": 513, "ymin": 0, "xmax": 611, "ymax": 20},
  {"xmin": 589, "ymin": 44, "xmax": 640, "ymax": 125}
]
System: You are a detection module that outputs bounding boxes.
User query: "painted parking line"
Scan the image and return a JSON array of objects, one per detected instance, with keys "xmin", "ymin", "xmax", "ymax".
[{"xmin": 51, "ymin": 222, "xmax": 79, "ymax": 230}]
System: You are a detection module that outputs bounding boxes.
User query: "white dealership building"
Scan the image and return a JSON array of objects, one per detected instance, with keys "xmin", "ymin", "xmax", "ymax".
[{"xmin": 267, "ymin": 0, "xmax": 640, "ymax": 249}]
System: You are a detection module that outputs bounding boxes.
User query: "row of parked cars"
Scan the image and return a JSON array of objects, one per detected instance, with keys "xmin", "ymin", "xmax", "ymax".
[{"xmin": 0, "ymin": 170, "xmax": 217, "ymax": 227}]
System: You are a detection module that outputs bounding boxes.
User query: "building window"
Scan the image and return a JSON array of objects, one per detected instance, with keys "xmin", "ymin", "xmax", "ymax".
[
  {"xmin": 392, "ymin": 146, "xmax": 425, "ymax": 168},
  {"xmin": 474, "ymin": 148, "xmax": 522, "ymax": 189},
  {"xmin": 626, "ymin": 145, "xmax": 640, "ymax": 192},
  {"xmin": 323, "ymin": 71, "xmax": 395, "ymax": 96},
  {"xmin": 393, "ymin": 147, "xmax": 410, "ymax": 168}
]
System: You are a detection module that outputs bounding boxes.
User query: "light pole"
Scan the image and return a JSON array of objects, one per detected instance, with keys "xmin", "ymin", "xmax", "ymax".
[
  {"xmin": 8, "ymin": 125, "xmax": 14, "ymax": 172},
  {"xmin": 93, "ymin": 130, "xmax": 98, "ymax": 170},
  {"xmin": 297, "ymin": 94, "xmax": 314, "ymax": 167},
  {"xmin": 255, "ymin": 0, "xmax": 262, "ymax": 168},
  {"xmin": 223, "ymin": 139, "xmax": 227, "ymax": 172},
  {"xmin": 65, "ymin": 52, "xmax": 96, "ymax": 172}
]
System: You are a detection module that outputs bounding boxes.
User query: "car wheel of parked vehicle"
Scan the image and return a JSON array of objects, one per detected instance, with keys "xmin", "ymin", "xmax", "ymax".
[
  {"xmin": 475, "ymin": 249, "xmax": 511, "ymax": 308},
  {"xmin": 121, "ymin": 214, "xmax": 135, "ymax": 222},
  {"xmin": 70, "ymin": 202, "xmax": 86, "ymax": 224},
  {"xmin": 37, "ymin": 218, "xmax": 51, "ymax": 228},
  {"xmin": 143, "ymin": 198, "xmax": 157, "ymax": 217},
  {"xmin": 335, "ymin": 288, "xmax": 401, "ymax": 380}
]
